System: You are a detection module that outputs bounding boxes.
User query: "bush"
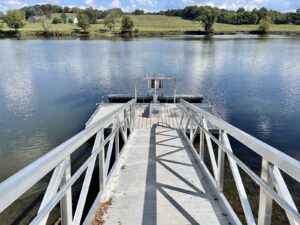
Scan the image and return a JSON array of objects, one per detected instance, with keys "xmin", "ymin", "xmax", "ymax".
[
  {"xmin": 68, "ymin": 18, "xmax": 74, "ymax": 23},
  {"xmin": 52, "ymin": 17, "xmax": 61, "ymax": 24},
  {"xmin": 121, "ymin": 16, "xmax": 134, "ymax": 33},
  {"xmin": 134, "ymin": 28, "xmax": 139, "ymax": 33},
  {"xmin": 258, "ymin": 19, "xmax": 270, "ymax": 33}
]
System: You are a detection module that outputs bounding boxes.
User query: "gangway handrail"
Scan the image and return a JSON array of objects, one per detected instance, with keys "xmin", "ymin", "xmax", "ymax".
[
  {"xmin": 0, "ymin": 99, "xmax": 136, "ymax": 224},
  {"xmin": 179, "ymin": 100, "xmax": 300, "ymax": 181},
  {"xmin": 178, "ymin": 99, "xmax": 300, "ymax": 225}
]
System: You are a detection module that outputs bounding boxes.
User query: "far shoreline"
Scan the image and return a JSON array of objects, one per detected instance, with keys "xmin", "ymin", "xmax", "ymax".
[{"xmin": 1, "ymin": 30, "xmax": 300, "ymax": 40}]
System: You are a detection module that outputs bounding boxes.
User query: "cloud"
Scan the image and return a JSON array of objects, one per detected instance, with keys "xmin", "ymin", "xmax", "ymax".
[
  {"xmin": 0, "ymin": 0, "xmax": 27, "ymax": 11},
  {"xmin": 111, "ymin": 0, "xmax": 121, "ymax": 8},
  {"xmin": 85, "ymin": 0, "xmax": 95, "ymax": 6}
]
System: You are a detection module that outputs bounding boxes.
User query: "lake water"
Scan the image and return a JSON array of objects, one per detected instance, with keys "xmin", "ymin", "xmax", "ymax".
[{"xmin": 0, "ymin": 35, "xmax": 300, "ymax": 222}]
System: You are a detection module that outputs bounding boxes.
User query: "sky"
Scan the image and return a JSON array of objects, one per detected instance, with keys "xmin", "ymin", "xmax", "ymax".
[{"xmin": 0, "ymin": 0, "xmax": 300, "ymax": 13}]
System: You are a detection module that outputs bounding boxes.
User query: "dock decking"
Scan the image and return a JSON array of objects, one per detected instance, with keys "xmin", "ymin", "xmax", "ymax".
[
  {"xmin": 87, "ymin": 103, "xmax": 219, "ymax": 133},
  {"xmin": 99, "ymin": 127, "xmax": 231, "ymax": 225}
]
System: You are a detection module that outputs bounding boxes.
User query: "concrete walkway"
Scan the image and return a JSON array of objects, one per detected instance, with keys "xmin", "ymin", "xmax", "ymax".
[{"xmin": 102, "ymin": 126, "xmax": 231, "ymax": 225}]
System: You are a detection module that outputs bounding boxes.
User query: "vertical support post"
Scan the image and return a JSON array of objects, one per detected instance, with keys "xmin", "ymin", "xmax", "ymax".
[
  {"xmin": 99, "ymin": 130, "xmax": 106, "ymax": 192},
  {"xmin": 179, "ymin": 110, "xmax": 184, "ymax": 130},
  {"xmin": 216, "ymin": 130, "xmax": 225, "ymax": 192},
  {"xmin": 115, "ymin": 120, "xmax": 120, "ymax": 160},
  {"xmin": 258, "ymin": 159, "xmax": 274, "ymax": 225},
  {"xmin": 199, "ymin": 117, "xmax": 205, "ymax": 161},
  {"xmin": 135, "ymin": 81, "xmax": 137, "ymax": 101},
  {"xmin": 124, "ymin": 109, "xmax": 128, "ymax": 139},
  {"xmin": 60, "ymin": 157, "xmax": 72, "ymax": 225},
  {"xmin": 127, "ymin": 106, "xmax": 131, "ymax": 132},
  {"xmin": 173, "ymin": 78, "xmax": 177, "ymax": 103},
  {"xmin": 190, "ymin": 118, "xmax": 193, "ymax": 141}
]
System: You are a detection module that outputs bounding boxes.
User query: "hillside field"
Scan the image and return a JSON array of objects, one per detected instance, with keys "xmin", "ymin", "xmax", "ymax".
[{"xmin": 1, "ymin": 15, "xmax": 300, "ymax": 35}]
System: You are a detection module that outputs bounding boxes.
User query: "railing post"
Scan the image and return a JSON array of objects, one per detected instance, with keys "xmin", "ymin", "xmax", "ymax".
[
  {"xmin": 115, "ymin": 120, "xmax": 120, "ymax": 160},
  {"xmin": 124, "ymin": 109, "xmax": 128, "ymax": 139},
  {"xmin": 217, "ymin": 130, "xmax": 225, "ymax": 192},
  {"xmin": 199, "ymin": 117, "xmax": 205, "ymax": 161},
  {"xmin": 258, "ymin": 159, "xmax": 274, "ymax": 225},
  {"xmin": 60, "ymin": 156, "xmax": 73, "ymax": 225},
  {"xmin": 190, "ymin": 119, "xmax": 193, "ymax": 141},
  {"xmin": 99, "ymin": 130, "xmax": 106, "ymax": 192},
  {"xmin": 129, "ymin": 105, "xmax": 133, "ymax": 132}
]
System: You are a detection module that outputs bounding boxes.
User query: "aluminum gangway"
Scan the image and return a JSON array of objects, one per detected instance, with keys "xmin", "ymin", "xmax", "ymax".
[{"xmin": 0, "ymin": 99, "xmax": 300, "ymax": 225}]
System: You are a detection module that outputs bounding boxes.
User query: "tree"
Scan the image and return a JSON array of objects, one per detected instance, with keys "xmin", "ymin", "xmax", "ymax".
[
  {"xmin": 84, "ymin": 8, "xmax": 97, "ymax": 24},
  {"xmin": 61, "ymin": 12, "xmax": 67, "ymax": 23},
  {"xmin": 104, "ymin": 12, "xmax": 117, "ymax": 31},
  {"xmin": 0, "ymin": 11, "xmax": 4, "ymax": 20},
  {"xmin": 258, "ymin": 19, "xmax": 270, "ymax": 33},
  {"xmin": 52, "ymin": 17, "xmax": 61, "ymax": 24},
  {"xmin": 133, "ymin": 9, "xmax": 144, "ymax": 15},
  {"xmin": 63, "ymin": 6, "xmax": 70, "ymax": 13},
  {"xmin": 4, "ymin": 10, "xmax": 25, "ymax": 31},
  {"xmin": 197, "ymin": 8, "xmax": 218, "ymax": 34},
  {"xmin": 41, "ymin": 18, "xmax": 52, "ymax": 33},
  {"xmin": 257, "ymin": 7, "xmax": 268, "ymax": 21},
  {"xmin": 77, "ymin": 11, "xmax": 90, "ymax": 32},
  {"xmin": 250, "ymin": 13, "xmax": 259, "ymax": 24},
  {"xmin": 45, "ymin": 11, "xmax": 52, "ymax": 20},
  {"xmin": 121, "ymin": 16, "xmax": 134, "ymax": 33}
]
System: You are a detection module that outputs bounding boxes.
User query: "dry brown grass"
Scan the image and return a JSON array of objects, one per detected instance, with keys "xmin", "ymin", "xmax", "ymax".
[{"xmin": 92, "ymin": 197, "xmax": 113, "ymax": 225}]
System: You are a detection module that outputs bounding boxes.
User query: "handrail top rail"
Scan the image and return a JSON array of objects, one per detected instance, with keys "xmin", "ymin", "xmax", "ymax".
[
  {"xmin": 180, "ymin": 99, "xmax": 300, "ymax": 183},
  {"xmin": 0, "ymin": 99, "xmax": 136, "ymax": 212}
]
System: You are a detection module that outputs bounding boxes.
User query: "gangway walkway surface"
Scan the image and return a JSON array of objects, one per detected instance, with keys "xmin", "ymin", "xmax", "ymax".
[{"xmin": 102, "ymin": 126, "xmax": 231, "ymax": 225}]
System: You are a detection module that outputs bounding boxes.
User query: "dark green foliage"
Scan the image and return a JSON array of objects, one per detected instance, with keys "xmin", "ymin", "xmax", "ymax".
[
  {"xmin": 197, "ymin": 7, "xmax": 218, "ymax": 34},
  {"xmin": 45, "ymin": 11, "xmax": 52, "ymax": 20},
  {"xmin": 0, "ymin": 11, "xmax": 4, "ymax": 20},
  {"xmin": 4, "ymin": 10, "xmax": 25, "ymax": 31},
  {"xmin": 52, "ymin": 17, "xmax": 61, "ymax": 24},
  {"xmin": 61, "ymin": 13, "xmax": 67, "ymax": 23},
  {"xmin": 84, "ymin": 7, "xmax": 97, "ymax": 24},
  {"xmin": 63, "ymin": 7, "xmax": 71, "ymax": 13},
  {"xmin": 107, "ymin": 8, "xmax": 123, "ymax": 17},
  {"xmin": 68, "ymin": 18, "xmax": 74, "ymax": 24},
  {"xmin": 121, "ymin": 16, "xmax": 134, "ymax": 33},
  {"xmin": 133, "ymin": 9, "xmax": 144, "ymax": 15},
  {"xmin": 77, "ymin": 11, "xmax": 90, "ymax": 32},
  {"xmin": 159, "ymin": 5, "xmax": 300, "ymax": 25}
]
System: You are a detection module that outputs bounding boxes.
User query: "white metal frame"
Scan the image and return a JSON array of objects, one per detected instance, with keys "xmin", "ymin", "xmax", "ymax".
[
  {"xmin": 1, "ymin": 98, "xmax": 300, "ymax": 225},
  {"xmin": 134, "ymin": 75, "xmax": 177, "ymax": 103},
  {"xmin": 178, "ymin": 99, "xmax": 300, "ymax": 225},
  {"xmin": 0, "ymin": 99, "xmax": 136, "ymax": 225}
]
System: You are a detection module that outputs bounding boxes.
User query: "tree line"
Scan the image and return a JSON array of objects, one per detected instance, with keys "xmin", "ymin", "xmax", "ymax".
[
  {"xmin": 1, "ymin": 4, "xmax": 300, "ymax": 34},
  {"xmin": 159, "ymin": 6, "xmax": 300, "ymax": 25},
  {"xmin": 1, "ymin": 4, "xmax": 300, "ymax": 26}
]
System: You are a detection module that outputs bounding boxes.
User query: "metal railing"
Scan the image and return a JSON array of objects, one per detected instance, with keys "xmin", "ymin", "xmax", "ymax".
[
  {"xmin": 0, "ymin": 99, "xmax": 136, "ymax": 225},
  {"xmin": 178, "ymin": 99, "xmax": 300, "ymax": 225}
]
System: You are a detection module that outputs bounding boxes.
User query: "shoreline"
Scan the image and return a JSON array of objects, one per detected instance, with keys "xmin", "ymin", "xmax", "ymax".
[{"xmin": 1, "ymin": 30, "xmax": 300, "ymax": 39}]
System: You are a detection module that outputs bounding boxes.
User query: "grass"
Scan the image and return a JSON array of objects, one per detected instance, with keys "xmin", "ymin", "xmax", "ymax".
[{"xmin": 1, "ymin": 15, "xmax": 300, "ymax": 35}]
